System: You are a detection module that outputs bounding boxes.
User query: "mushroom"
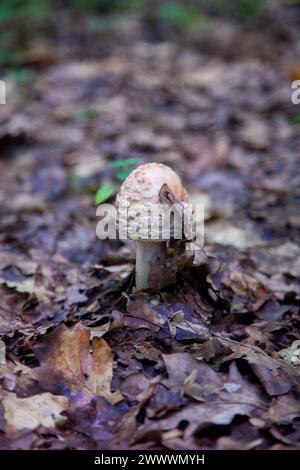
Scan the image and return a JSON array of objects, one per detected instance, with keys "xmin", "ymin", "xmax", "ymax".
[{"xmin": 115, "ymin": 163, "xmax": 188, "ymax": 289}]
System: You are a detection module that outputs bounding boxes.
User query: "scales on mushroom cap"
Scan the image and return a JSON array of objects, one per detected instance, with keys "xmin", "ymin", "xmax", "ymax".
[{"xmin": 115, "ymin": 163, "xmax": 191, "ymax": 290}]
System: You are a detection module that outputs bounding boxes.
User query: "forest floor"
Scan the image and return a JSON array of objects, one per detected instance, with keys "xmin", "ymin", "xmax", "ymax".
[{"xmin": 0, "ymin": 5, "xmax": 300, "ymax": 449}]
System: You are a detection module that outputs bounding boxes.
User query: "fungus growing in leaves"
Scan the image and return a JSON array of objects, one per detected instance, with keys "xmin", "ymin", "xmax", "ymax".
[{"xmin": 115, "ymin": 163, "xmax": 189, "ymax": 289}]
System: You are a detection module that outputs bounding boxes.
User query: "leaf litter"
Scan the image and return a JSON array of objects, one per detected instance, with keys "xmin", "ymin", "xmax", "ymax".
[{"xmin": 0, "ymin": 3, "xmax": 300, "ymax": 450}]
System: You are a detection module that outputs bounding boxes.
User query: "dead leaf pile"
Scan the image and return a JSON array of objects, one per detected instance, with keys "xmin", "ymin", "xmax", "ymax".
[{"xmin": 1, "ymin": 2, "xmax": 300, "ymax": 450}]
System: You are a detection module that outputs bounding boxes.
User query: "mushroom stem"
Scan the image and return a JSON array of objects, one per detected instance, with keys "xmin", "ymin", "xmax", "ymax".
[{"xmin": 135, "ymin": 241, "xmax": 166, "ymax": 289}]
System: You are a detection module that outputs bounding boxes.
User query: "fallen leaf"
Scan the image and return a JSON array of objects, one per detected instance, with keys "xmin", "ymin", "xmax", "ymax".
[
  {"xmin": 138, "ymin": 401, "xmax": 255, "ymax": 441},
  {"xmin": 2, "ymin": 392, "xmax": 68, "ymax": 433},
  {"xmin": 278, "ymin": 341, "xmax": 300, "ymax": 367},
  {"xmin": 205, "ymin": 221, "xmax": 263, "ymax": 248},
  {"xmin": 126, "ymin": 293, "xmax": 165, "ymax": 331},
  {"xmin": 34, "ymin": 323, "xmax": 123, "ymax": 405},
  {"xmin": 219, "ymin": 339, "xmax": 300, "ymax": 397},
  {"xmin": 168, "ymin": 311, "xmax": 210, "ymax": 343},
  {"xmin": 162, "ymin": 352, "xmax": 222, "ymax": 401},
  {"xmin": 239, "ymin": 117, "xmax": 271, "ymax": 149},
  {"xmin": 269, "ymin": 396, "xmax": 300, "ymax": 425}
]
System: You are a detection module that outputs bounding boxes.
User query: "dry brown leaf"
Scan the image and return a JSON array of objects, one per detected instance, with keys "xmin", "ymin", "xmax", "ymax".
[
  {"xmin": 219, "ymin": 338, "xmax": 300, "ymax": 397},
  {"xmin": 269, "ymin": 396, "xmax": 300, "ymax": 425},
  {"xmin": 2, "ymin": 392, "xmax": 68, "ymax": 433},
  {"xmin": 138, "ymin": 402, "xmax": 254, "ymax": 441},
  {"xmin": 34, "ymin": 323, "xmax": 123, "ymax": 405},
  {"xmin": 205, "ymin": 221, "xmax": 264, "ymax": 249},
  {"xmin": 168, "ymin": 311, "xmax": 210, "ymax": 342},
  {"xmin": 278, "ymin": 341, "xmax": 300, "ymax": 367}
]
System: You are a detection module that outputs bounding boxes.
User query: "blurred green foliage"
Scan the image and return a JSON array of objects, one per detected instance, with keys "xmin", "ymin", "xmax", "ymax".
[
  {"xmin": 95, "ymin": 184, "xmax": 117, "ymax": 204},
  {"xmin": 156, "ymin": 3, "xmax": 205, "ymax": 28},
  {"xmin": 110, "ymin": 158, "xmax": 140, "ymax": 169},
  {"xmin": 0, "ymin": 0, "xmax": 298, "ymax": 68},
  {"xmin": 70, "ymin": 0, "xmax": 145, "ymax": 13},
  {"xmin": 94, "ymin": 157, "xmax": 140, "ymax": 204},
  {"xmin": 0, "ymin": 0, "xmax": 144, "ymax": 67},
  {"xmin": 74, "ymin": 106, "xmax": 101, "ymax": 122},
  {"xmin": 234, "ymin": 0, "xmax": 264, "ymax": 19},
  {"xmin": 0, "ymin": 0, "xmax": 51, "ymax": 67},
  {"xmin": 290, "ymin": 113, "xmax": 300, "ymax": 124},
  {"xmin": 0, "ymin": 0, "xmax": 50, "ymax": 24},
  {"xmin": 110, "ymin": 157, "xmax": 140, "ymax": 182},
  {"xmin": 8, "ymin": 67, "xmax": 36, "ymax": 83},
  {"xmin": 210, "ymin": 0, "xmax": 267, "ymax": 20}
]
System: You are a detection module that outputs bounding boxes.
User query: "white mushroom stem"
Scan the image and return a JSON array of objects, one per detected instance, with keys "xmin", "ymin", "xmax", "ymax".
[{"xmin": 135, "ymin": 241, "xmax": 166, "ymax": 289}]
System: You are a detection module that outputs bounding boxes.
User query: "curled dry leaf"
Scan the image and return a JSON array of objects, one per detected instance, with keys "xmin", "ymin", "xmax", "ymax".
[
  {"xmin": 168, "ymin": 311, "xmax": 210, "ymax": 343},
  {"xmin": 278, "ymin": 341, "xmax": 300, "ymax": 367},
  {"xmin": 126, "ymin": 293, "xmax": 165, "ymax": 331},
  {"xmin": 162, "ymin": 352, "xmax": 223, "ymax": 401},
  {"xmin": 138, "ymin": 402, "xmax": 255, "ymax": 441},
  {"xmin": 34, "ymin": 323, "xmax": 123, "ymax": 405},
  {"xmin": 2, "ymin": 392, "xmax": 68, "ymax": 433},
  {"xmin": 116, "ymin": 378, "xmax": 160, "ymax": 444},
  {"xmin": 205, "ymin": 221, "xmax": 263, "ymax": 249},
  {"xmin": 0, "ymin": 360, "xmax": 36, "ymax": 395},
  {"xmin": 269, "ymin": 396, "xmax": 300, "ymax": 425},
  {"xmin": 219, "ymin": 338, "xmax": 300, "ymax": 397}
]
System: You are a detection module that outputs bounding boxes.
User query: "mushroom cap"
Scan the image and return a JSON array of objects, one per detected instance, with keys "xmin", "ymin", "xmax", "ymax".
[
  {"xmin": 115, "ymin": 163, "xmax": 188, "ymax": 241},
  {"xmin": 116, "ymin": 163, "xmax": 187, "ymax": 206}
]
